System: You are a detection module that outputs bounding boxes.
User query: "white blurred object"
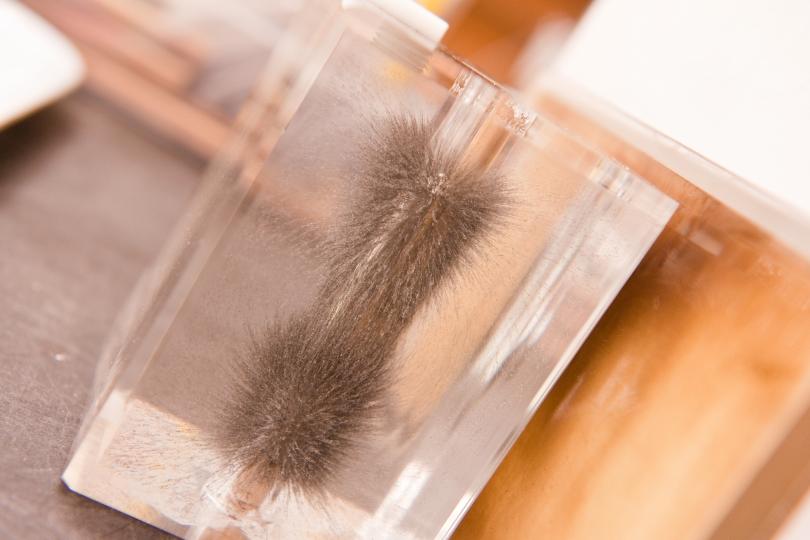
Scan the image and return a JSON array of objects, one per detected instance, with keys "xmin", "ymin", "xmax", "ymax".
[
  {"xmin": 0, "ymin": 0, "xmax": 84, "ymax": 129},
  {"xmin": 778, "ymin": 490, "xmax": 810, "ymax": 540},
  {"xmin": 541, "ymin": 0, "xmax": 810, "ymax": 257},
  {"xmin": 512, "ymin": 17, "xmax": 575, "ymax": 90},
  {"xmin": 156, "ymin": 0, "xmax": 302, "ymax": 48}
]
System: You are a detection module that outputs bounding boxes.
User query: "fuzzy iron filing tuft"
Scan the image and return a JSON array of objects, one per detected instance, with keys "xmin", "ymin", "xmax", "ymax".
[{"xmin": 216, "ymin": 115, "xmax": 508, "ymax": 493}]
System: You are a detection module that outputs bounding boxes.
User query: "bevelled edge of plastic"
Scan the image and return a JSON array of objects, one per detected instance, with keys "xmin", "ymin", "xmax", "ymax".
[{"xmin": 342, "ymin": 0, "xmax": 448, "ymax": 50}]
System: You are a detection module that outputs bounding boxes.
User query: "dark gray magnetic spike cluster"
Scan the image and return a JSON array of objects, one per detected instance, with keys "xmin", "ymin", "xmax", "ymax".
[{"xmin": 216, "ymin": 115, "xmax": 507, "ymax": 493}]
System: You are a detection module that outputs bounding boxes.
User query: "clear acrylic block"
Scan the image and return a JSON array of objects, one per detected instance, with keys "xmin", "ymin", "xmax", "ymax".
[{"xmin": 63, "ymin": 2, "xmax": 676, "ymax": 538}]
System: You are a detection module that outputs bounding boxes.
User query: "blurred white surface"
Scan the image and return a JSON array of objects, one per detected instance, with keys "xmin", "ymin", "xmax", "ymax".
[
  {"xmin": 548, "ymin": 0, "xmax": 810, "ymax": 256},
  {"xmin": 778, "ymin": 490, "xmax": 810, "ymax": 540},
  {"xmin": 0, "ymin": 0, "xmax": 84, "ymax": 129}
]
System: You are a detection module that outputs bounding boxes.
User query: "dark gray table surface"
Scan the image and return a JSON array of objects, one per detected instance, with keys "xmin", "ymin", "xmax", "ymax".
[{"xmin": 0, "ymin": 93, "xmax": 203, "ymax": 539}]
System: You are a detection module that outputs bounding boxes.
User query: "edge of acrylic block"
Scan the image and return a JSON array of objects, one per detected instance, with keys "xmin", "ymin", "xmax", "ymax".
[
  {"xmin": 530, "ymin": 115, "xmax": 678, "ymax": 226},
  {"xmin": 62, "ymin": 400, "xmax": 190, "ymax": 538},
  {"xmin": 440, "ymin": 189, "xmax": 676, "ymax": 538},
  {"xmin": 426, "ymin": 49, "xmax": 677, "ymax": 231}
]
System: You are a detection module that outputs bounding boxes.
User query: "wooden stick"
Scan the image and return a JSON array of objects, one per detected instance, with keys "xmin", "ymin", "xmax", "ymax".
[
  {"xmin": 78, "ymin": 44, "xmax": 231, "ymax": 158},
  {"xmin": 26, "ymin": 0, "xmax": 200, "ymax": 91},
  {"xmin": 87, "ymin": 0, "xmax": 210, "ymax": 63}
]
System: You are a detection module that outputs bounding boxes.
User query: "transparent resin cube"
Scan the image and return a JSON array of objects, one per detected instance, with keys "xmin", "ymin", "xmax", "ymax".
[{"xmin": 63, "ymin": 2, "xmax": 676, "ymax": 538}]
